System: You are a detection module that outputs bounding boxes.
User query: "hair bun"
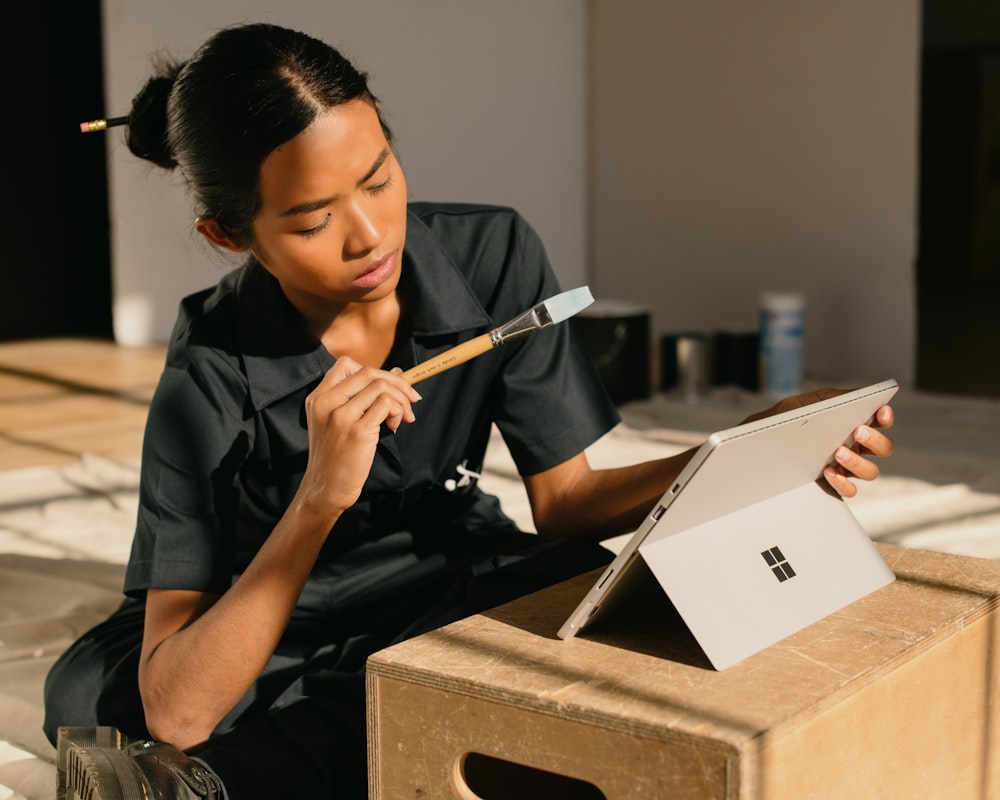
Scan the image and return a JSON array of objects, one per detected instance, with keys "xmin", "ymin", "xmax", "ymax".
[{"xmin": 126, "ymin": 59, "xmax": 185, "ymax": 169}]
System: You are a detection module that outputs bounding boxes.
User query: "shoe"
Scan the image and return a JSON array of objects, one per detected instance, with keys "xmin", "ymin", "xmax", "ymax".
[
  {"xmin": 57, "ymin": 726, "xmax": 132, "ymax": 799},
  {"xmin": 58, "ymin": 727, "xmax": 224, "ymax": 800}
]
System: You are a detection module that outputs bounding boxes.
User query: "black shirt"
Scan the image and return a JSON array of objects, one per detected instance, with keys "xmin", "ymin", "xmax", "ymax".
[{"xmin": 124, "ymin": 202, "xmax": 619, "ymax": 629}]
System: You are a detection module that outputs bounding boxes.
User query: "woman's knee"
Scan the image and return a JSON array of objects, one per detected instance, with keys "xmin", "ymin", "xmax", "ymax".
[{"xmin": 42, "ymin": 599, "xmax": 147, "ymax": 745}]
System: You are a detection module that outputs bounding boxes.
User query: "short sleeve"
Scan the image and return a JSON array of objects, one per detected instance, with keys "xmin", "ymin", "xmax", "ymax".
[
  {"xmin": 488, "ymin": 216, "xmax": 620, "ymax": 475},
  {"xmin": 124, "ymin": 344, "xmax": 251, "ymax": 596}
]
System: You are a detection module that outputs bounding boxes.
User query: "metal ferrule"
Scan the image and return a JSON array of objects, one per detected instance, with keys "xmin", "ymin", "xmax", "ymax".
[{"xmin": 490, "ymin": 304, "xmax": 555, "ymax": 346}]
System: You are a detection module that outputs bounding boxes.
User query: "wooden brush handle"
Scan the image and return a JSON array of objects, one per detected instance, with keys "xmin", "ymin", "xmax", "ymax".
[{"xmin": 402, "ymin": 333, "xmax": 494, "ymax": 385}]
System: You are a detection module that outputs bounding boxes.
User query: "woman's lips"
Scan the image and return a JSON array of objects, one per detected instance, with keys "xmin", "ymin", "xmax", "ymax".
[{"xmin": 352, "ymin": 251, "xmax": 397, "ymax": 289}]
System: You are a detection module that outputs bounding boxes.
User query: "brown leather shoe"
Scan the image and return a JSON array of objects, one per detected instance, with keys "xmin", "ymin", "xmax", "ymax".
[{"xmin": 63, "ymin": 733, "xmax": 224, "ymax": 800}]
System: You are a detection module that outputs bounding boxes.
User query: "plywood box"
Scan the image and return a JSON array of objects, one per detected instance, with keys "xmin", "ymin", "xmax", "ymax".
[{"xmin": 367, "ymin": 544, "xmax": 1000, "ymax": 799}]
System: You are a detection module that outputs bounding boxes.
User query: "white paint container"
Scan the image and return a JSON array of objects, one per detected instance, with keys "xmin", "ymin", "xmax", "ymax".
[{"xmin": 759, "ymin": 291, "xmax": 805, "ymax": 397}]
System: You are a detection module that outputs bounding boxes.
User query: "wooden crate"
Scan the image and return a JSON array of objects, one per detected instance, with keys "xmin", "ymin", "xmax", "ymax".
[{"xmin": 367, "ymin": 544, "xmax": 1000, "ymax": 799}]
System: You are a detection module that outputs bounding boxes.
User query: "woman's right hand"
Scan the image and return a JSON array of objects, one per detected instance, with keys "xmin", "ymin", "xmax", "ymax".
[{"xmin": 296, "ymin": 356, "xmax": 421, "ymax": 516}]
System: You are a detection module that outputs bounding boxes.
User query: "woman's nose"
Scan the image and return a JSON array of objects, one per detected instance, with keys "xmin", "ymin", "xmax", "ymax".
[{"xmin": 343, "ymin": 200, "xmax": 383, "ymax": 257}]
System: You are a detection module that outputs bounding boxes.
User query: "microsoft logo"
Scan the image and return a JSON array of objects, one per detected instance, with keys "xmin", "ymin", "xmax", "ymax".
[{"xmin": 761, "ymin": 546, "xmax": 796, "ymax": 582}]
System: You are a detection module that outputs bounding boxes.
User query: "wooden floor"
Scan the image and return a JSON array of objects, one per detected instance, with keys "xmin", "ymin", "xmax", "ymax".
[{"xmin": 0, "ymin": 338, "xmax": 166, "ymax": 471}]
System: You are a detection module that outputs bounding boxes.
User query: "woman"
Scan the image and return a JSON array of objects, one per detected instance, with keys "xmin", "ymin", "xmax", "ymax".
[{"xmin": 44, "ymin": 22, "xmax": 894, "ymax": 800}]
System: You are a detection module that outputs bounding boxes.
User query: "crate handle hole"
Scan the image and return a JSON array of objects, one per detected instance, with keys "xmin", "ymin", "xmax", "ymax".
[{"xmin": 456, "ymin": 752, "xmax": 606, "ymax": 800}]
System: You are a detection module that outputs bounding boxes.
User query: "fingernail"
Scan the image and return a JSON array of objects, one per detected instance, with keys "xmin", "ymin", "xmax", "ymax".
[
  {"xmin": 855, "ymin": 425, "xmax": 870, "ymax": 443},
  {"xmin": 835, "ymin": 446, "xmax": 851, "ymax": 465},
  {"xmin": 390, "ymin": 367, "xmax": 403, "ymax": 375}
]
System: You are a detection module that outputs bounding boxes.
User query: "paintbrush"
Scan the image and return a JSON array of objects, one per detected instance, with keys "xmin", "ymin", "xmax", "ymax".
[{"xmin": 401, "ymin": 286, "xmax": 594, "ymax": 385}]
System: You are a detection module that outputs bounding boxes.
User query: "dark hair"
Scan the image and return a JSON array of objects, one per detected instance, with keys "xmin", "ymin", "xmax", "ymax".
[{"xmin": 126, "ymin": 23, "xmax": 391, "ymax": 247}]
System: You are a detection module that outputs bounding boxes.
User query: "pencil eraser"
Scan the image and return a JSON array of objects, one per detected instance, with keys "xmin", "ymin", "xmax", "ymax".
[{"xmin": 79, "ymin": 122, "xmax": 91, "ymax": 133}]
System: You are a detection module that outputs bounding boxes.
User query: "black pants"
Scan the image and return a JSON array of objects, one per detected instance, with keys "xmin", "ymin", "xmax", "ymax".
[{"xmin": 43, "ymin": 537, "xmax": 611, "ymax": 799}]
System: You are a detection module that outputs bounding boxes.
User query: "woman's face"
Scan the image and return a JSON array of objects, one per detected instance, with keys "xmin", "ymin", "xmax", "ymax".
[{"xmin": 249, "ymin": 99, "xmax": 408, "ymax": 317}]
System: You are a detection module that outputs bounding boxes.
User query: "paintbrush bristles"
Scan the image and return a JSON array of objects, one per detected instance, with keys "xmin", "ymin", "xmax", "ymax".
[{"xmin": 543, "ymin": 286, "xmax": 594, "ymax": 324}]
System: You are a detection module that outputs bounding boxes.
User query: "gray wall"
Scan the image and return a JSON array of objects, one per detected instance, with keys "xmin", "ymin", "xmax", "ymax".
[
  {"xmin": 104, "ymin": 1, "xmax": 919, "ymax": 386},
  {"xmin": 589, "ymin": 0, "xmax": 919, "ymax": 385}
]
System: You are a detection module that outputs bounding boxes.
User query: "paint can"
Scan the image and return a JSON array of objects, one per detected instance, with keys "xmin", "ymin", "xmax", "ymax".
[{"xmin": 573, "ymin": 300, "xmax": 651, "ymax": 405}]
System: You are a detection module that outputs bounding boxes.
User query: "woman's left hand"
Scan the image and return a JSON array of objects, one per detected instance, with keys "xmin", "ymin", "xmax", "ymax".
[
  {"xmin": 822, "ymin": 402, "xmax": 894, "ymax": 497},
  {"xmin": 744, "ymin": 388, "xmax": 896, "ymax": 499}
]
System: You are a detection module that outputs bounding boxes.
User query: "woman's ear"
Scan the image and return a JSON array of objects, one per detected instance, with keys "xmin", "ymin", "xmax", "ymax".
[{"xmin": 195, "ymin": 217, "xmax": 248, "ymax": 253}]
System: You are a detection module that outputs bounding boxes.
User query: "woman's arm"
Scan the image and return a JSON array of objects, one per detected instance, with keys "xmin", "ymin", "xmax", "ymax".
[
  {"xmin": 524, "ymin": 389, "xmax": 895, "ymax": 541},
  {"xmin": 524, "ymin": 448, "xmax": 697, "ymax": 540},
  {"xmin": 137, "ymin": 357, "xmax": 420, "ymax": 751},
  {"xmin": 138, "ymin": 497, "xmax": 342, "ymax": 749}
]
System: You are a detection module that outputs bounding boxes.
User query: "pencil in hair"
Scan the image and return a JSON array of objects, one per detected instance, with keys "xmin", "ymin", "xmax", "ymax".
[{"xmin": 79, "ymin": 116, "xmax": 129, "ymax": 134}]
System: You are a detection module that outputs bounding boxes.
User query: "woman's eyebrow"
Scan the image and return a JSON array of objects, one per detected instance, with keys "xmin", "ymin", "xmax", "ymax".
[{"xmin": 278, "ymin": 147, "xmax": 391, "ymax": 218}]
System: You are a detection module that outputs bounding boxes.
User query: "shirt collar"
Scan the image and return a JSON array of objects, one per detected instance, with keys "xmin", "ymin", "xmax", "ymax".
[
  {"xmin": 401, "ymin": 208, "xmax": 491, "ymax": 336},
  {"xmin": 236, "ymin": 206, "xmax": 492, "ymax": 411},
  {"xmin": 234, "ymin": 260, "xmax": 333, "ymax": 411}
]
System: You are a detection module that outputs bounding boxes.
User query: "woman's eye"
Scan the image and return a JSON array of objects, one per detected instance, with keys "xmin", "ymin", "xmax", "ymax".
[
  {"xmin": 368, "ymin": 175, "xmax": 395, "ymax": 195},
  {"xmin": 294, "ymin": 214, "xmax": 331, "ymax": 238}
]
